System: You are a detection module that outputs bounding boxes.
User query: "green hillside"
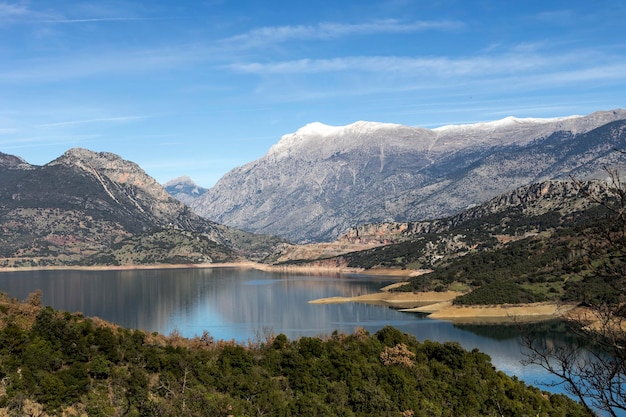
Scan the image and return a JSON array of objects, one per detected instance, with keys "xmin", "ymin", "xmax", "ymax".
[{"xmin": 0, "ymin": 295, "xmax": 588, "ymax": 416}]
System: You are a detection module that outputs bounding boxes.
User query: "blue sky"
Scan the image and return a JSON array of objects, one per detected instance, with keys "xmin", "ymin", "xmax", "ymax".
[{"xmin": 1, "ymin": 0, "xmax": 625, "ymax": 187}]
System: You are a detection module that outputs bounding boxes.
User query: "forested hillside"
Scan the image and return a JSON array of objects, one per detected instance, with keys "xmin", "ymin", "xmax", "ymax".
[
  {"xmin": 279, "ymin": 179, "xmax": 625, "ymax": 307},
  {"xmin": 0, "ymin": 294, "xmax": 588, "ymax": 416},
  {"xmin": 391, "ymin": 206, "xmax": 625, "ymax": 307}
]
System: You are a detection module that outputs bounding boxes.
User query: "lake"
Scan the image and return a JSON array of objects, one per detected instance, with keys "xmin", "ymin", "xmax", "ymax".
[{"xmin": 0, "ymin": 267, "xmax": 565, "ymax": 392}]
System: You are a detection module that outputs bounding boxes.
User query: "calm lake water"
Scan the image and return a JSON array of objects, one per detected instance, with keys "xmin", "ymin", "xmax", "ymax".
[{"xmin": 0, "ymin": 267, "xmax": 565, "ymax": 392}]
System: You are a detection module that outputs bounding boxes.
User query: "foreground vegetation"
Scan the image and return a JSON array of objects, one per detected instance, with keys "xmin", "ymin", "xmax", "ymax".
[{"xmin": 0, "ymin": 293, "xmax": 589, "ymax": 417}]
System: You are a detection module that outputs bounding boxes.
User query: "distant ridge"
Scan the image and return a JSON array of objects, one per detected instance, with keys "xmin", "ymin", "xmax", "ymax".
[
  {"xmin": 191, "ymin": 109, "xmax": 626, "ymax": 243},
  {"xmin": 164, "ymin": 176, "xmax": 208, "ymax": 206}
]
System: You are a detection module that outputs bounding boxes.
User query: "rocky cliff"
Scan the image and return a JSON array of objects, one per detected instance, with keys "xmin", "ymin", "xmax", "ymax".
[
  {"xmin": 339, "ymin": 179, "xmax": 608, "ymax": 244},
  {"xmin": 191, "ymin": 109, "xmax": 626, "ymax": 243}
]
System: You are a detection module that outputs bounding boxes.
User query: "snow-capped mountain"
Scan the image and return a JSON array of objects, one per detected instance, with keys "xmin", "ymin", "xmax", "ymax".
[{"xmin": 191, "ymin": 109, "xmax": 626, "ymax": 243}]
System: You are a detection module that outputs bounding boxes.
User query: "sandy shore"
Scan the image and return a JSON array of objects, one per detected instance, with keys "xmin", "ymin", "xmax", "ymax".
[
  {"xmin": 309, "ymin": 290, "xmax": 458, "ymax": 309},
  {"xmin": 309, "ymin": 282, "xmax": 578, "ymax": 323},
  {"xmin": 403, "ymin": 301, "xmax": 579, "ymax": 323}
]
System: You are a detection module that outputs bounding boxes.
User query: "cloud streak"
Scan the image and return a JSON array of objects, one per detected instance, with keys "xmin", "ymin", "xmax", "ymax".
[
  {"xmin": 223, "ymin": 19, "xmax": 464, "ymax": 47},
  {"xmin": 36, "ymin": 115, "xmax": 150, "ymax": 128},
  {"xmin": 0, "ymin": 1, "xmax": 177, "ymax": 25},
  {"xmin": 42, "ymin": 17, "xmax": 180, "ymax": 24},
  {"xmin": 0, "ymin": 46, "xmax": 209, "ymax": 84},
  {"xmin": 228, "ymin": 47, "xmax": 624, "ymax": 81},
  {"xmin": 226, "ymin": 44, "xmax": 626, "ymax": 105},
  {"xmin": 230, "ymin": 54, "xmax": 552, "ymax": 75},
  {"xmin": 0, "ymin": 2, "xmax": 29, "ymax": 17}
]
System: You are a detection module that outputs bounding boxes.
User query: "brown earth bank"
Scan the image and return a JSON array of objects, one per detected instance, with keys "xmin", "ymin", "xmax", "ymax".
[
  {"xmin": 311, "ymin": 290, "xmax": 579, "ymax": 323},
  {"xmin": 0, "ymin": 261, "xmax": 410, "ymax": 276},
  {"xmin": 0, "ymin": 261, "xmax": 261, "ymax": 273},
  {"xmin": 406, "ymin": 302, "xmax": 579, "ymax": 324},
  {"xmin": 309, "ymin": 290, "xmax": 458, "ymax": 309}
]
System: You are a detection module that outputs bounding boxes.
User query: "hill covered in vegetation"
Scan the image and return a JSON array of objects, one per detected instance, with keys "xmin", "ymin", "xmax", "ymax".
[
  {"xmin": 276, "ymin": 179, "xmax": 626, "ymax": 307},
  {"xmin": 0, "ymin": 294, "xmax": 589, "ymax": 416}
]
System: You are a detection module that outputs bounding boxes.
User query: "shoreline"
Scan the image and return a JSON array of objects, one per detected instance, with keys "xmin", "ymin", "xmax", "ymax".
[
  {"xmin": 0, "ymin": 261, "xmax": 424, "ymax": 277},
  {"xmin": 0, "ymin": 261, "xmax": 262, "ymax": 273},
  {"xmin": 309, "ymin": 290, "xmax": 458, "ymax": 309},
  {"xmin": 407, "ymin": 301, "xmax": 579, "ymax": 324},
  {"xmin": 309, "ymin": 285, "xmax": 578, "ymax": 323}
]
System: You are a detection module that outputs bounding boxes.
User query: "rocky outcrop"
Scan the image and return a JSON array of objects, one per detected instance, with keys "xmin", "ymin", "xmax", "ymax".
[
  {"xmin": 0, "ymin": 152, "xmax": 32, "ymax": 170},
  {"xmin": 191, "ymin": 109, "xmax": 626, "ymax": 243},
  {"xmin": 339, "ymin": 179, "xmax": 609, "ymax": 244}
]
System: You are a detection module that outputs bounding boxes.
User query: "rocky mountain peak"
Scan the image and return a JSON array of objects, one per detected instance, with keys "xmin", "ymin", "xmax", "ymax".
[
  {"xmin": 50, "ymin": 148, "xmax": 142, "ymax": 178},
  {"xmin": 164, "ymin": 176, "xmax": 208, "ymax": 206},
  {"xmin": 165, "ymin": 176, "xmax": 195, "ymax": 187},
  {"xmin": 51, "ymin": 147, "xmax": 164, "ymax": 191},
  {"xmin": 0, "ymin": 152, "xmax": 32, "ymax": 170},
  {"xmin": 45, "ymin": 147, "xmax": 189, "ymax": 227}
]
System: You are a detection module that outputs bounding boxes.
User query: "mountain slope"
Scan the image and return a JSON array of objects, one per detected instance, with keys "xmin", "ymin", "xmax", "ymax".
[
  {"xmin": 339, "ymin": 179, "xmax": 606, "ymax": 245},
  {"xmin": 0, "ymin": 148, "xmax": 283, "ymax": 267},
  {"xmin": 191, "ymin": 109, "xmax": 626, "ymax": 243}
]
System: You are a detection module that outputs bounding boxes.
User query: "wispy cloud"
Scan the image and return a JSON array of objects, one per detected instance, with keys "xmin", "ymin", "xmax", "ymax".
[
  {"xmin": 0, "ymin": 127, "xmax": 18, "ymax": 135},
  {"xmin": 0, "ymin": 46, "xmax": 209, "ymax": 83},
  {"xmin": 230, "ymin": 53, "xmax": 552, "ymax": 76},
  {"xmin": 533, "ymin": 9, "xmax": 578, "ymax": 25},
  {"xmin": 0, "ymin": 134, "xmax": 102, "ymax": 150},
  {"xmin": 42, "ymin": 16, "xmax": 179, "ymax": 24},
  {"xmin": 0, "ymin": 2, "xmax": 29, "ymax": 17},
  {"xmin": 223, "ymin": 19, "xmax": 464, "ymax": 47},
  {"xmin": 0, "ymin": 1, "xmax": 176, "ymax": 25},
  {"xmin": 0, "ymin": 1, "xmax": 58, "ymax": 23},
  {"xmin": 229, "ymin": 44, "xmax": 626, "ymax": 88},
  {"xmin": 36, "ymin": 115, "xmax": 150, "ymax": 128},
  {"xmin": 227, "ymin": 42, "xmax": 626, "ymax": 106}
]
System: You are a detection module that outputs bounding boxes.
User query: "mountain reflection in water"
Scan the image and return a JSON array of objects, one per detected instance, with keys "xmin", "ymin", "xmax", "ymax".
[{"xmin": 0, "ymin": 267, "xmax": 570, "ymax": 393}]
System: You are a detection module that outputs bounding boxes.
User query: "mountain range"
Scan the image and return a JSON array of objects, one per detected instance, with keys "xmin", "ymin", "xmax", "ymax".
[
  {"xmin": 0, "ymin": 148, "xmax": 283, "ymax": 268},
  {"xmin": 2, "ymin": 108, "xmax": 626, "ymax": 269},
  {"xmin": 187, "ymin": 109, "xmax": 626, "ymax": 243}
]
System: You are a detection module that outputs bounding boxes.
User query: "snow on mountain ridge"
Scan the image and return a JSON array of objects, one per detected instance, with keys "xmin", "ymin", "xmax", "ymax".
[
  {"xmin": 164, "ymin": 176, "xmax": 195, "ymax": 187},
  {"xmin": 296, "ymin": 120, "xmax": 405, "ymax": 136},
  {"xmin": 433, "ymin": 114, "xmax": 582, "ymax": 132},
  {"xmin": 267, "ymin": 110, "xmax": 626, "ymax": 159},
  {"xmin": 268, "ymin": 120, "xmax": 429, "ymax": 158}
]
